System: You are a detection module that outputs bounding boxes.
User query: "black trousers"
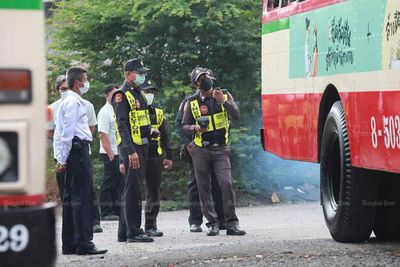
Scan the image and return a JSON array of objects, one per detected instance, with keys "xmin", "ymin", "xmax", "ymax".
[
  {"xmin": 188, "ymin": 162, "xmax": 224, "ymax": 226},
  {"xmin": 62, "ymin": 144, "xmax": 94, "ymax": 252},
  {"xmin": 56, "ymin": 166, "xmax": 101, "ymax": 226},
  {"xmin": 145, "ymin": 156, "xmax": 163, "ymax": 231},
  {"xmin": 118, "ymin": 145, "xmax": 148, "ymax": 238},
  {"xmin": 99, "ymin": 154, "xmax": 124, "ymax": 217}
]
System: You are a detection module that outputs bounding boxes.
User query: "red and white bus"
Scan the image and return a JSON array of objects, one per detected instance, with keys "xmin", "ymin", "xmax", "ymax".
[
  {"xmin": 261, "ymin": 0, "xmax": 400, "ymax": 242},
  {"xmin": 0, "ymin": 0, "xmax": 56, "ymax": 266}
]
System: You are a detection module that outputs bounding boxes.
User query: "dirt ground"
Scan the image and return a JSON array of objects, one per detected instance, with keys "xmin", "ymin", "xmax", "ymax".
[{"xmin": 55, "ymin": 202, "xmax": 400, "ymax": 267}]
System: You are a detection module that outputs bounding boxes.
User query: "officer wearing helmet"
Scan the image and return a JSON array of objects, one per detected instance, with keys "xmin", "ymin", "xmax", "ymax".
[
  {"xmin": 181, "ymin": 67, "xmax": 245, "ymax": 236},
  {"xmin": 176, "ymin": 67, "xmax": 226, "ymax": 233}
]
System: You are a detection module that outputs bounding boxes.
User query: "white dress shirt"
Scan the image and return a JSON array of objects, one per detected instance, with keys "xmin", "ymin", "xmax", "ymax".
[
  {"xmin": 53, "ymin": 90, "xmax": 93, "ymax": 165},
  {"xmin": 47, "ymin": 94, "xmax": 97, "ymax": 131},
  {"xmin": 97, "ymin": 102, "xmax": 118, "ymax": 155}
]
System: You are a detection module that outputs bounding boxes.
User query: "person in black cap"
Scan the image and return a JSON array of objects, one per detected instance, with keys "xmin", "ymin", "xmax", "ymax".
[
  {"xmin": 112, "ymin": 58, "xmax": 156, "ymax": 243},
  {"xmin": 97, "ymin": 84, "xmax": 124, "ymax": 221},
  {"xmin": 181, "ymin": 68, "xmax": 246, "ymax": 237},
  {"xmin": 136, "ymin": 78, "xmax": 173, "ymax": 237},
  {"xmin": 175, "ymin": 67, "xmax": 225, "ymax": 233}
]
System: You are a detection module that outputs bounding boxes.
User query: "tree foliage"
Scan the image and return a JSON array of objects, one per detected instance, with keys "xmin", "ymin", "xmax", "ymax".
[{"xmin": 48, "ymin": 0, "xmax": 317, "ymax": 203}]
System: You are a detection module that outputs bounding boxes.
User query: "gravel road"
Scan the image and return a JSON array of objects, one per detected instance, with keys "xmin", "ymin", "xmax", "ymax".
[{"xmin": 55, "ymin": 202, "xmax": 400, "ymax": 266}]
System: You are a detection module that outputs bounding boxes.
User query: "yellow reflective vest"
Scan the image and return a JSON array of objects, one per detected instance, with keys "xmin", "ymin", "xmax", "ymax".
[
  {"xmin": 189, "ymin": 93, "xmax": 229, "ymax": 147},
  {"xmin": 150, "ymin": 107, "xmax": 164, "ymax": 155},
  {"xmin": 115, "ymin": 90, "xmax": 150, "ymax": 145}
]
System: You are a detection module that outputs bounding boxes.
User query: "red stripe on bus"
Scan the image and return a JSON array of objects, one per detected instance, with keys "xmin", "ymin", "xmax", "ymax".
[
  {"xmin": 262, "ymin": 0, "xmax": 344, "ymax": 24},
  {"xmin": 0, "ymin": 194, "xmax": 45, "ymax": 206},
  {"xmin": 261, "ymin": 91, "xmax": 400, "ymax": 174}
]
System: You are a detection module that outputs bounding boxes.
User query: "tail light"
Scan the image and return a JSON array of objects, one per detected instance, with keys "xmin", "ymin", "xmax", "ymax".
[{"xmin": 0, "ymin": 69, "xmax": 31, "ymax": 104}]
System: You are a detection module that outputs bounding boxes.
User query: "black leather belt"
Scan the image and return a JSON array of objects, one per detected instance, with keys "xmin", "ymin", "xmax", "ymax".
[{"xmin": 72, "ymin": 136, "xmax": 91, "ymax": 150}]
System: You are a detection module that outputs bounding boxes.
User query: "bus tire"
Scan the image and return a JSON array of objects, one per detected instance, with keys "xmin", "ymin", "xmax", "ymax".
[
  {"xmin": 320, "ymin": 101, "xmax": 378, "ymax": 242},
  {"xmin": 373, "ymin": 173, "xmax": 400, "ymax": 240}
]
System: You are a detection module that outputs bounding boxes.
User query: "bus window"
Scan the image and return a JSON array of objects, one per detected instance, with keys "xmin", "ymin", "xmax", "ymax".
[
  {"xmin": 282, "ymin": 0, "xmax": 297, "ymax": 7},
  {"xmin": 267, "ymin": 0, "xmax": 280, "ymax": 11}
]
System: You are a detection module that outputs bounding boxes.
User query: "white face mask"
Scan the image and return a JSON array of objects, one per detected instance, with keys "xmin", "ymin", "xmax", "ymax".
[
  {"xmin": 59, "ymin": 90, "xmax": 68, "ymax": 100},
  {"xmin": 145, "ymin": 93, "xmax": 154, "ymax": 105},
  {"xmin": 79, "ymin": 81, "xmax": 90, "ymax": 94}
]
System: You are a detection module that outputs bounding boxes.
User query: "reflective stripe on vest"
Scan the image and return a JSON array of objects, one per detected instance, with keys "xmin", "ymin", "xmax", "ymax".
[
  {"xmin": 189, "ymin": 94, "xmax": 229, "ymax": 147},
  {"xmin": 115, "ymin": 90, "xmax": 150, "ymax": 145},
  {"xmin": 151, "ymin": 107, "xmax": 164, "ymax": 155}
]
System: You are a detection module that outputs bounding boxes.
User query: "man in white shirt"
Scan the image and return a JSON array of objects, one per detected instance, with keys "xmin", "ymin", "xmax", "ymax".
[
  {"xmin": 48, "ymin": 74, "xmax": 103, "ymax": 234},
  {"xmin": 97, "ymin": 84, "xmax": 124, "ymax": 220},
  {"xmin": 53, "ymin": 66, "xmax": 107, "ymax": 255}
]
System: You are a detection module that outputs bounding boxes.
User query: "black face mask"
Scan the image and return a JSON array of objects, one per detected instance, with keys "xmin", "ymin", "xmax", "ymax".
[{"xmin": 200, "ymin": 77, "xmax": 213, "ymax": 91}]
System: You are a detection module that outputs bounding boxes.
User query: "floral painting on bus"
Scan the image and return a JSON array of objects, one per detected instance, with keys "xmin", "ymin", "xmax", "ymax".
[{"xmin": 289, "ymin": 0, "xmax": 386, "ymax": 78}]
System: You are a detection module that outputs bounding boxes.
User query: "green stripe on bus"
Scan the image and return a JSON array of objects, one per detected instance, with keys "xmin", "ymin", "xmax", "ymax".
[
  {"xmin": 262, "ymin": 18, "xmax": 290, "ymax": 35},
  {"xmin": 0, "ymin": 0, "xmax": 41, "ymax": 10}
]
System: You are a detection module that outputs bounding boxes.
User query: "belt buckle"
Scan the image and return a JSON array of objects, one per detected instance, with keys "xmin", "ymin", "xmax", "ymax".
[{"xmin": 202, "ymin": 141, "xmax": 210, "ymax": 147}]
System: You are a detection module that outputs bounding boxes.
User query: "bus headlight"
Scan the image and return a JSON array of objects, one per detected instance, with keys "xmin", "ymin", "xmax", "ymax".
[
  {"xmin": 0, "ymin": 133, "xmax": 18, "ymax": 183},
  {"xmin": 0, "ymin": 137, "xmax": 12, "ymax": 176}
]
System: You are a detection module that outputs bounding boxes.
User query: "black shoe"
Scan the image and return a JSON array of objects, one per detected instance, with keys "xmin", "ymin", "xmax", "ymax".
[
  {"xmin": 145, "ymin": 228, "xmax": 163, "ymax": 237},
  {"xmin": 206, "ymin": 225, "xmax": 219, "ymax": 236},
  {"xmin": 226, "ymin": 226, "xmax": 246, "ymax": 236},
  {"xmin": 117, "ymin": 237, "xmax": 127, "ymax": 242},
  {"xmin": 62, "ymin": 248, "xmax": 76, "ymax": 255},
  {"xmin": 93, "ymin": 224, "xmax": 103, "ymax": 233},
  {"xmin": 219, "ymin": 222, "xmax": 227, "ymax": 230},
  {"xmin": 76, "ymin": 246, "xmax": 108, "ymax": 255},
  {"xmin": 190, "ymin": 224, "xmax": 202, "ymax": 232},
  {"xmin": 101, "ymin": 215, "xmax": 119, "ymax": 221},
  {"xmin": 127, "ymin": 234, "xmax": 154, "ymax": 243}
]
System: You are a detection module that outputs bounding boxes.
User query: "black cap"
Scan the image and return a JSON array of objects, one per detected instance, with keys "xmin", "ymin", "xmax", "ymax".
[
  {"xmin": 55, "ymin": 74, "xmax": 66, "ymax": 90},
  {"xmin": 103, "ymin": 84, "xmax": 118, "ymax": 95},
  {"xmin": 124, "ymin": 58, "xmax": 150, "ymax": 73},
  {"xmin": 190, "ymin": 67, "xmax": 216, "ymax": 84},
  {"xmin": 139, "ymin": 78, "xmax": 158, "ymax": 91}
]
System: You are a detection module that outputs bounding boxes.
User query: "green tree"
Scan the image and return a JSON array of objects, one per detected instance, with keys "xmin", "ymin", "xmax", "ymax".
[{"xmin": 48, "ymin": 0, "xmax": 266, "ymax": 204}]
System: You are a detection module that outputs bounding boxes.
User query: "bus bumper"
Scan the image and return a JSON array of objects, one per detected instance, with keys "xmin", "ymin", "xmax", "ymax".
[{"xmin": 0, "ymin": 203, "xmax": 56, "ymax": 267}]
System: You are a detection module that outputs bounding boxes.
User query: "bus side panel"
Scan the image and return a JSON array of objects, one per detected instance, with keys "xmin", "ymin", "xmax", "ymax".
[
  {"xmin": 342, "ymin": 91, "xmax": 400, "ymax": 174},
  {"xmin": 262, "ymin": 90, "xmax": 400, "ymax": 173},
  {"xmin": 261, "ymin": 93, "xmax": 320, "ymax": 162}
]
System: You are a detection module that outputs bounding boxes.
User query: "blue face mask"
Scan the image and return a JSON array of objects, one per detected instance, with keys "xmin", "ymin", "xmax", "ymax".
[{"xmin": 134, "ymin": 74, "xmax": 146, "ymax": 86}]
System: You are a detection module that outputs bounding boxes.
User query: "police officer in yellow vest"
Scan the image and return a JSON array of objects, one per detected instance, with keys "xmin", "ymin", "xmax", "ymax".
[
  {"xmin": 182, "ymin": 69, "xmax": 246, "ymax": 236},
  {"xmin": 140, "ymin": 78, "xmax": 173, "ymax": 237},
  {"xmin": 176, "ymin": 67, "xmax": 225, "ymax": 233},
  {"xmin": 112, "ymin": 58, "xmax": 156, "ymax": 243}
]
